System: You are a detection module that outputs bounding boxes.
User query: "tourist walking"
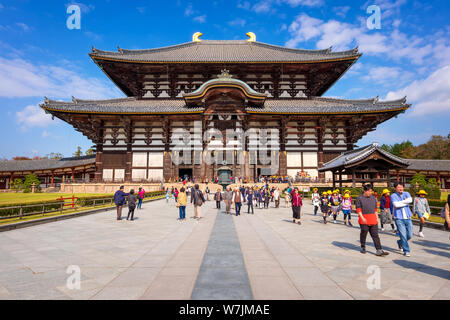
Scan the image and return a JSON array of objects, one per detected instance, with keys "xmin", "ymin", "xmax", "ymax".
[
  {"xmin": 256, "ymin": 189, "xmax": 263, "ymax": 209},
  {"xmin": 191, "ymin": 184, "xmax": 205, "ymax": 219},
  {"xmin": 320, "ymin": 192, "xmax": 331, "ymax": 224},
  {"xmin": 356, "ymin": 184, "xmax": 389, "ymax": 256},
  {"xmin": 137, "ymin": 187, "xmax": 145, "ymax": 209},
  {"xmin": 247, "ymin": 189, "xmax": 254, "ymax": 214},
  {"xmin": 443, "ymin": 195, "xmax": 450, "ymax": 239},
  {"xmin": 284, "ymin": 189, "xmax": 291, "ymax": 208},
  {"xmin": 205, "ymin": 186, "xmax": 210, "ymax": 201},
  {"xmin": 379, "ymin": 189, "xmax": 396, "ymax": 232},
  {"xmin": 329, "ymin": 190, "xmax": 341, "ymax": 224},
  {"xmin": 413, "ymin": 190, "xmax": 431, "ymax": 238},
  {"xmin": 165, "ymin": 188, "xmax": 170, "ymax": 204},
  {"xmin": 233, "ymin": 188, "xmax": 243, "ymax": 216},
  {"xmin": 177, "ymin": 187, "xmax": 187, "ymax": 221},
  {"xmin": 291, "ymin": 188, "xmax": 303, "ymax": 225},
  {"xmin": 126, "ymin": 189, "xmax": 137, "ymax": 221},
  {"xmin": 341, "ymin": 193, "xmax": 353, "ymax": 226},
  {"xmin": 174, "ymin": 187, "xmax": 179, "ymax": 203},
  {"xmin": 114, "ymin": 186, "xmax": 128, "ymax": 220},
  {"xmin": 274, "ymin": 188, "xmax": 280, "ymax": 208},
  {"xmin": 223, "ymin": 186, "xmax": 233, "ymax": 214},
  {"xmin": 214, "ymin": 189, "xmax": 222, "ymax": 209},
  {"xmin": 311, "ymin": 188, "xmax": 320, "ymax": 216},
  {"xmin": 263, "ymin": 188, "xmax": 270, "ymax": 209},
  {"xmin": 390, "ymin": 182, "xmax": 413, "ymax": 257}
]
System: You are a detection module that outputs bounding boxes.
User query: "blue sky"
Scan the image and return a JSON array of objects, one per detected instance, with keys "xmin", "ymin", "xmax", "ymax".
[{"xmin": 0, "ymin": 0, "xmax": 449, "ymax": 159}]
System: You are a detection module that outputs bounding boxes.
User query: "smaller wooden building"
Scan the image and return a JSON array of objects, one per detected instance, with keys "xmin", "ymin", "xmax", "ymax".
[
  {"xmin": 0, "ymin": 156, "xmax": 96, "ymax": 189},
  {"xmin": 318, "ymin": 143, "xmax": 410, "ymax": 188}
]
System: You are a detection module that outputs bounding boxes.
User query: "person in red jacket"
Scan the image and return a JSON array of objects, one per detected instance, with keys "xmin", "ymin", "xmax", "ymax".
[
  {"xmin": 356, "ymin": 184, "xmax": 389, "ymax": 256},
  {"xmin": 291, "ymin": 188, "xmax": 303, "ymax": 225}
]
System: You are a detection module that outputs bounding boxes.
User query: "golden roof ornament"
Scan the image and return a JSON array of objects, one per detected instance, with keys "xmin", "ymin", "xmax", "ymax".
[
  {"xmin": 246, "ymin": 32, "xmax": 256, "ymax": 42},
  {"xmin": 218, "ymin": 69, "xmax": 232, "ymax": 79},
  {"xmin": 192, "ymin": 32, "xmax": 203, "ymax": 42}
]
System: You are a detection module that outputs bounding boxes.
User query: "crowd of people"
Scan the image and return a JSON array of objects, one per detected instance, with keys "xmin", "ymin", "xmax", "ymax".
[{"xmin": 113, "ymin": 182, "xmax": 450, "ymax": 258}]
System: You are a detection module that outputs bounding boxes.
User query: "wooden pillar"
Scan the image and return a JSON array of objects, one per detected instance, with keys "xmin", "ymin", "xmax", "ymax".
[
  {"xmin": 95, "ymin": 145, "xmax": 103, "ymax": 182},
  {"xmin": 352, "ymin": 169, "xmax": 356, "ymax": 188},
  {"xmin": 387, "ymin": 170, "xmax": 391, "ymax": 187},
  {"xmin": 51, "ymin": 172, "xmax": 54, "ymax": 187},
  {"xmin": 71, "ymin": 168, "xmax": 75, "ymax": 181},
  {"xmin": 332, "ymin": 171, "xmax": 336, "ymax": 189},
  {"xmin": 339, "ymin": 170, "xmax": 343, "ymax": 189}
]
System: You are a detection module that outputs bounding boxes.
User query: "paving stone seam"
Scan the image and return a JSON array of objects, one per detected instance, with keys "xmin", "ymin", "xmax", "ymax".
[
  {"xmin": 90, "ymin": 205, "xmax": 195, "ymax": 299},
  {"xmin": 140, "ymin": 207, "xmax": 218, "ymax": 299},
  {"xmin": 248, "ymin": 210, "xmax": 356, "ymax": 299},
  {"xmin": 235, "ymin": 213, "xmax": 305, "ymax": 299}
]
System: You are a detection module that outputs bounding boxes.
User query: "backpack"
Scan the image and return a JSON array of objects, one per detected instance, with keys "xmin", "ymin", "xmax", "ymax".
[{"xmin": 195, "ymin": 190, "xmax": 203, "ymax": 206}]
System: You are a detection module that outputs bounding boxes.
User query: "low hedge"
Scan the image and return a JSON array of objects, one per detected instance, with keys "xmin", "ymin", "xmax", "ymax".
[{"xmin": 0, "ymin": 191, "xmax": 165, "ymax": 217}]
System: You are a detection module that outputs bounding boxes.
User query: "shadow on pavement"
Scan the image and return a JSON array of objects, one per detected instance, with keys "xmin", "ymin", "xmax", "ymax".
[
  {"xmin": 412, "ymin": 240, "xmax": 450, "ymax": 251},
  {"xmin": 423, "ymin": 248, "xmax": 450, "ymax": 259},
  {"xmin": 332, "ymin": 241, "xmax": 399, "ymax": 255},
  {"xmin": 392, "ymin": 260, "xmax": 450, "ymax": 280}
]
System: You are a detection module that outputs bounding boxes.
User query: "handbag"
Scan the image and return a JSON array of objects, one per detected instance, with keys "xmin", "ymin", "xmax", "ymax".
[{"xmin": 423, "ymin": 212, "xmax": 430, "ymax": 220}]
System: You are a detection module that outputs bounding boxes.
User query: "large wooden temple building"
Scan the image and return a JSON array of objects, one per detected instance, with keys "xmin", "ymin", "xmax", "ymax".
[{"xmin": 40, "ymin": 34, "xmax": 410, "ymax": 183}]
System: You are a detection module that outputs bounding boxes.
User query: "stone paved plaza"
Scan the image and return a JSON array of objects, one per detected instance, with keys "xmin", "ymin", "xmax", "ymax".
[{"xmin": 0, "ymin": 197, "xmax": 448, "ymax": 300}]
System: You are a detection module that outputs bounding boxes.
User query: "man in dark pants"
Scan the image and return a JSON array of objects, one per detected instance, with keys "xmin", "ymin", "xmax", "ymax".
[
  {"xmin": 356, "ymin": 184, "xmax": 389, "ymax": 256},
  {"xmin": 114, "ymin": 186, "xmax": 128, "ymax": 221},
  {"xmin": 247, "ymin": 189, "xmax": 254, "ymax": 214}
]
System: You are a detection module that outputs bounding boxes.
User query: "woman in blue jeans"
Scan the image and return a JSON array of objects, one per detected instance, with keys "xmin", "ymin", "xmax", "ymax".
[{"xmin": 177, "ymin": 187, "xmax": 187, "ymax": 221}]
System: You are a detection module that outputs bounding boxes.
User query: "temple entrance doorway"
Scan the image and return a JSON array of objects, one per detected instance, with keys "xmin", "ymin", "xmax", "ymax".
[{"xmin": 179, "ymin": 168, "xmax": 193, "ymax": 181}]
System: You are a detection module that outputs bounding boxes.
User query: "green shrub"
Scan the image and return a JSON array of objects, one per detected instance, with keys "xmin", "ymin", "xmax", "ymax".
[{"xmin": 23, "ymin": 174, "xmax": 41, "ymax": 193}]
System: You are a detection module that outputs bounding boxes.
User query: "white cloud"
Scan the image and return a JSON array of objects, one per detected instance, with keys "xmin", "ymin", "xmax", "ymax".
[
  {"xmin": 237, "ymin": 1, "xmax": 250, "ymax": 10},
  {"xmin": 65, "ymin": 2, "xmax": 95, "ymax": 13},
  {"xmin": 185, "ymin": 4, "xmax": 194, "ymax": 16},
  {"xmin": 285, "ymin": 13, "xmax": 436, "ymax": 65},
  {"xmin": 193, "ymin": 15, "xmax": 206, "ymax": 23},
  {"xmin": 0, "ymin": 56, "xmax": 121, "ymax": 99},
  {"xmin": 228, "ymin": 18, "xmax": 246, "ymax": 27},
  {"xmin": 42, "ymin": 130, "xmax": 51, "ymax": 137},
  {"xmin": 252, "ymin": 1, "xmax": 271, "ymax": 13},
  {"xmin": 333, "ymin": 6, "xmax": 351, "ymax": 18},
  {"xmin": 283, "ymin": 0, "xmax": 323, "ymax": 7},
  {"xmin": 136, "ymin": 7, "xmax": 146, "ymax": 14},
  {"xmin": 16, "ymin": 105, "xmax": 54, "ymax": 129},
  {"xmin": 16, "ymin": 23, "xmax": 29, "ymax": 31},
  {"xmin": 362, "ymin": 66, "xmax": 404, "ymax": 84},
  {"xmin": 385, "ymin": 65, "xmax": 450, "ymax": 117}
]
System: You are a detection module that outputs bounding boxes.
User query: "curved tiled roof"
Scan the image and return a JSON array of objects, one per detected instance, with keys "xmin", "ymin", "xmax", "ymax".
[
  {"xmin": 89, "ymin": 40, "xmax": 361, "ymax": 63},
  {"xmin": 41, "ymin": 97, "xmax": 204, "ymax": 114},
  {"xmin": 319, "ymin": 143, "xmax": 410, "ymax": 171},
  {"xmin": 41, "ymin": 96, "xmax": 409, "ymax": 115},
  {"xmin": 248, "ymin": 97, "xmax": 409, "ymax": 114},
  {"xmin": 0, "ymin": 156, "xmax": 96, "ymax": 173},
  {"xmin": 405, "ymin": 159, "xmax": 450, "ymax": 172}
]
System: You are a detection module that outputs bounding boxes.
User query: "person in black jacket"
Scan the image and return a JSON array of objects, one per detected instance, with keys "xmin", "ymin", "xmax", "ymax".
[
  {"xmin": 191, "ymin": 184, "xmax": 205, "ymax": 219},
  {"xmin": 127, "ymin": 189, "xmax": 137, "ymax": 221},
  {"xmin": 214, "ymin": 188, "xmax": 222, "ymax": 209},
  {"xmin": 247, "ymin": 189, "xmax": 254, "ymax": 214},
  {"xmin": 114, "ymin": 186, "xmax": 129, "ymax": 221}
]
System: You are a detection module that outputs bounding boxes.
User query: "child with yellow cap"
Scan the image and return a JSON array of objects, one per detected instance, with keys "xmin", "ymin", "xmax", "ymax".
[
  {"xmin": 379, "ymin": 189, "xmax": 396, "ymax": 233},
  {"xmin": 312, "ymin": 188, "xmax": 320, "ymax": 216},
  {"xmin": 341, "ymin": 193, "xmax": 353, "ymax": 226},
  {"xmin": 413, "ymin": 190, "xmax": 430, "ymax": 238},
  {"xmin": 320, "ymin": 192, "xmax": 331, "ymax": 224}
]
